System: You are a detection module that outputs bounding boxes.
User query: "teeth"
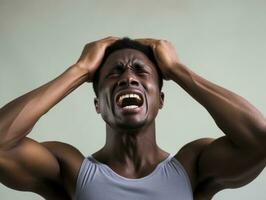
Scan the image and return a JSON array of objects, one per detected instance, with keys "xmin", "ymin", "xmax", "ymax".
[
  {"xmin": 123, "ymin": 105, "xmax": 138, "ymax": 109},
  {"xmin": 118, "ymin": 93, "xmax": 141, "ymax": 105}
]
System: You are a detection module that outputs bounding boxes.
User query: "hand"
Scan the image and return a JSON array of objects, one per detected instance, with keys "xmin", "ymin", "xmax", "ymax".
[
  {"xmin": 135, "ymin": 38, "xmax": 181, "ymax": 80},
  {"xmin": 75, "ymin": 36, "xmax": 119, "ymax": 82}
]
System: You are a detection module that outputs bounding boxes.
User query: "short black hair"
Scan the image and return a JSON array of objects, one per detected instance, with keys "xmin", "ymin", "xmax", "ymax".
[{"xmin": 92, "ymin": 38, "xmax": 163, "ymax": 96}]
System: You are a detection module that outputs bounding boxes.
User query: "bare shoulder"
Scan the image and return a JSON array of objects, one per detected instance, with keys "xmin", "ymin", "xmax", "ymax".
[
  {"xmin": 41, "ymin": 140, "xmax": 85, "ymax": 163},
  {"xmin": 175, "ymin": 136, "xmax": 266, "ymax": 199},
  {"xmin": 174, "ymin": 138, "xmax": 215, "ymax": 190},
  {"xmin": 41, "ymin": 141, "xmax": 85, "ymax": 196},
  {"xmin": 0, "ymin": 137, "xmax": 85, "ymax": 199}
]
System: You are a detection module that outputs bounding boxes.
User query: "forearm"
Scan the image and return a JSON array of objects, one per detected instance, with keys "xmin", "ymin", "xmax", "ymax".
[
  {"xmin": 0, "ymin": 65, "xmax": 88, "ymax": 149},
  {"xmin": 170, "ymin": 63, "xmax": 266, "ymax": 148}
]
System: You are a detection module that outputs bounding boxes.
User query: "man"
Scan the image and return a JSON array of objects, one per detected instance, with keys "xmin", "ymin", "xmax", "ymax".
[{"xmin": 0, "ymin": 36, "xmax": 265, "ymax": 200}]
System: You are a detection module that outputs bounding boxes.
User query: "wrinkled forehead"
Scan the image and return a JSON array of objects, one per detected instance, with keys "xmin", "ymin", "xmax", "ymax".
[{"xmin": 93, "ymin": 48, "xmax": 163, "ymax": 95}]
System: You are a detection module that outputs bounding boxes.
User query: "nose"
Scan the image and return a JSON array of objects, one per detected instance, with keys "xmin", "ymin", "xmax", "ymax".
[{"xmin": 117, "ymin": 70, "xmax": 140, "ymax": 87}]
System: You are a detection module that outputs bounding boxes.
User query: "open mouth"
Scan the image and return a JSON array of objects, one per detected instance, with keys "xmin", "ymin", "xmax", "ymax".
[{"xmin": 115, "ymin": 91, "xmax": 144, "ymax": 110}]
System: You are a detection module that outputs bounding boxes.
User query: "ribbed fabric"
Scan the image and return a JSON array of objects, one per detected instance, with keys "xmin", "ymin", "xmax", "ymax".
[{"xmin": 75, "ymin": 154, "xmax": 193, "ymax": 200}]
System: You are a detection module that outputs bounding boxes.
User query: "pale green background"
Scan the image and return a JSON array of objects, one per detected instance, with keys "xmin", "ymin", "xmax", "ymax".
[{"xmin": 0, "ymin": 0, "xmax": 265, "ymax": 199}]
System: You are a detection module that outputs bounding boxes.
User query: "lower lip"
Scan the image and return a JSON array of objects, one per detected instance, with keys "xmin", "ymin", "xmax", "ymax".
[{"xmin": 117, "ymin": 104, "xmax": 144, "ymax": 114}]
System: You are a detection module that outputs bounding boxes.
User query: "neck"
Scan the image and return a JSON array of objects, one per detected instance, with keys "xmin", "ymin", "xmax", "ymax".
[{"xmin": 99, "ymin": 121, "xmax": 167, "ymax": 169}]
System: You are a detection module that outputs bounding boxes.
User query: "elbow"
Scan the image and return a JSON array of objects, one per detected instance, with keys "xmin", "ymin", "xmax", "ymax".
[
  {"xmin": 241, "ymin": 119, "xmax": 266, "ymax": 157},
  {"xmin": 261, "ymin": 123, "xmax": 266, "ymax": 154},
  {"xmin": 254, "ymin": 120, "xmax": 266, "ymax": 157},
  {"xmin": 0, "ymin": 127, "xmax": 33, "ymax": 151}
]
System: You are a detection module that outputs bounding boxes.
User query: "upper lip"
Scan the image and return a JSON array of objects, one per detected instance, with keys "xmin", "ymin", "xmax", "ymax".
[{"xmin": 114, "ymin": 88, "xmax": 144, "ymax": 107}]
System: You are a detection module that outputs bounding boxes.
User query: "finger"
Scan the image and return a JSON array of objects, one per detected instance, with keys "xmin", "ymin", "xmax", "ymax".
[
  {"xmin": 101, "ymin": 36, "xmax": 120, "ymax": 42},
  {"xmin": 135, "ymin": 38, "xmax": 159, "ymax": 46},
  {"xmin": 101, "ymin": 36, "xmax": 120, "ymax": 47},
  {"xmin": 135, "ymin": 39, "xmax": 160, "ymax": 49},
  {"xmin": 135, "ymin": 38, "xmax": 158, "ymax": 42}
]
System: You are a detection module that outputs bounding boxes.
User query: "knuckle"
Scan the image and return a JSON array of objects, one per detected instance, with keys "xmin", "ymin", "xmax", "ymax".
[
  {"xmin": 159, "ymin": 39, "xmax": 169, "ymax": 44},
  {"xmin": 157, "ymin": 40, "xmax": 165, "ymax": 45},
  {"xmin": 107, "ymin": 36, "xmax": 116, "ymax": 39},
  {"xmin": 84, "ymin": 43, "xmax": 91, "ymax": 48},
  {"xmin": 104, "ymin": 36, "xmax": 118, "ymax": 41}
]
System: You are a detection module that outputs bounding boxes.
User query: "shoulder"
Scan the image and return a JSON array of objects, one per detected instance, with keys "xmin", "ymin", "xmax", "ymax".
[
  {"xmin": 174, "ymin": 138, "xmax": 215, "ymax": 190},
  {"xmin": 175, "ymin": 136, "xmax": 266, "ymax": 199},
  {"xmin": 41, "ymin": 141, "xmax": 85, "ymax": 196},
  {"xmin": 41, "ymin": 141, "xmax": 84, "ymax": 160},
  {"xmin": 0, "ymin": 138, "xmax": 85, "ymax": 199},
  {"xmin": 40, "ymin": 141, "xmax": 85, "ymax": 174}
]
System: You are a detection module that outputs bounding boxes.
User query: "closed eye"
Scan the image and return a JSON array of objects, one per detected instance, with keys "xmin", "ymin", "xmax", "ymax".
[
  {"xmin": 105, "ymin": 63, "xmax": 150, "ymax": 79},
  {"xmin": 106, "ymin": 65, "xmax": 124, "ymax": 78},
  {"xmin": 133, "ymin": 64, "xmax": 150, "ymax": 74},
  {"xmin": 107, "ymin": 71, "xmax": 121, "ymax": 78}
]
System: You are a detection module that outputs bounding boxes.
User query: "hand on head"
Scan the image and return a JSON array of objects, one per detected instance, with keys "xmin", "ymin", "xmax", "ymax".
[
  {"xmin": 74, "ymin": 36, "xmax": 180, "ymax": 83},
  {"xmin": 135, "ymin": 38, "xmax": 181, "ymax": 80},
  {"xmin": 75, "ymin": 36, "xmax": 119, "ymax": 82}
]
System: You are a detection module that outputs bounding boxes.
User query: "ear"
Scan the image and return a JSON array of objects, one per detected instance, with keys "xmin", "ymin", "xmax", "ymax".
[
  {"xmin": 94, "ymin": 97, "xmax": 101, "ymax": 114},
  {"xmin": 159, "ymin": 92, "xmax": 164, "ymax": 109}
]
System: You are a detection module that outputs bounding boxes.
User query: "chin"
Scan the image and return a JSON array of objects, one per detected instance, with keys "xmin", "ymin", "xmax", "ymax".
[
  {"xmin": 118, "ymin": 122, "xmax": 145, "ymax": 130},
  {"xmin": 111, "ymin": 118, "xmax": 149, "ymax": 131},
  {"xmin": 103, "ymin": 112, "xmax": 155, "ymax": 132}
]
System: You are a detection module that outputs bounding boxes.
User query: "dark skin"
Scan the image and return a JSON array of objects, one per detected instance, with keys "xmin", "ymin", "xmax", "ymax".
[
  {"xmin": 92, "ymin": 49, "xmax": 169, "ymax": 179},
  {"xmin": 0, "ymin": 37, "xmax": 265, "ymax": 200}
]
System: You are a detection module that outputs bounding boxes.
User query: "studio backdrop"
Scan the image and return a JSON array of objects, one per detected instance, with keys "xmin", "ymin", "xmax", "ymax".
[{"xmin": 0, "ymin": 0, "xmax": 266, "ymax": 199}]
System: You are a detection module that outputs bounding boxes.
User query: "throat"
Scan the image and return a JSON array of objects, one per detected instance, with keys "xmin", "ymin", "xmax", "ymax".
[{"xmin": 100, "ymin": 121, "xmax": 167, "ymax": 172}]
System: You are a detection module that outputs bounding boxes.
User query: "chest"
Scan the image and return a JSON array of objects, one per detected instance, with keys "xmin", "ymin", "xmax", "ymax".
[{"xmin": 75, "ymin": 157, "xmax": 193, "ymax": 200}]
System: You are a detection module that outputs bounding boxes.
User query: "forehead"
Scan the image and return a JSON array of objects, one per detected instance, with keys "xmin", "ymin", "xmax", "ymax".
[
  {"xmin": 95, "ymin": 48, "xmax": 161, "ymax": 92},
  {"xmin": 102, "ymin": 48, "xmax": 156, "ymax": 70}
]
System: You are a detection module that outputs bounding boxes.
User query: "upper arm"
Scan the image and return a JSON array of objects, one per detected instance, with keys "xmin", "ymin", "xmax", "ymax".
[
  {"xmin": 0, "ymin": 137, "xmax": 84, "ymax": 198},
  {"xmin": 197, "ymin": 136, "xmax": 266, "ymax": 196},
  {"xmin": 175, "ymin": 137, "xmax": 215, "ymax": 190},
  {"xmin": 0, "ymin": 137, "xmax": 61, "ymax": 193}
]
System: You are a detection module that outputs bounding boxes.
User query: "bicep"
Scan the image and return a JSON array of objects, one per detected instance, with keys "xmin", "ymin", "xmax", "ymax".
[
  {"xmin": 0, "ymin": 137, "xmax": 61, "ymax": 192},
  {"xmin": 198, "ymin": 136, "xmax": 266, "ymax": 191}
]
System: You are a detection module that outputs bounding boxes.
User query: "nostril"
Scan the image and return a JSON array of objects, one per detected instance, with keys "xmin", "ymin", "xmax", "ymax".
[
  {"xmin": 118, "ymin": 80, "xmax": 127, "ymax": 87},
  {"xmin": 118, "ymin": 78, "xmax": 139, "ymax": 87},
  {"xmin": 130, "ymin": 79, "xmax": 139, "ymax": 86}
]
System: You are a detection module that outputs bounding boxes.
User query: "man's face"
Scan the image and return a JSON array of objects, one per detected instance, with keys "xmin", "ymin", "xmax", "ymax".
[{"xmin": 94, "ymin": 49, "xmax": 164, "ymax": 130}]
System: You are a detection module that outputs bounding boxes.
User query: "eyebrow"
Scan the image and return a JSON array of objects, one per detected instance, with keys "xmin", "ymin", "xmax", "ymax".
[
  {"xmin": 132, "ymin": 60, "xmax": 154, "ymax": 72},
  {"xmin": 112, "ymin": 59, "xmax": 153, "ymax": 70},
  {"xmin": 101, "ymin": 59, "xmax": 155, "ymax": 79}
]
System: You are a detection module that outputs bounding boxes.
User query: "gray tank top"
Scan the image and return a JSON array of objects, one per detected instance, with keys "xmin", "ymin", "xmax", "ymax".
[{"xmin": 75, "ymin": 154, "xmax": 193, "ymax": 200}]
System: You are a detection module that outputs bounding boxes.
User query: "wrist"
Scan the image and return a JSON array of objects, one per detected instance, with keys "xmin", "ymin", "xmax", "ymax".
[
  {"xmin": 67, "ymin": 64, "xmax": 90, "ymax": 84},
  {"xmin": 167, "ymin": 62, "xmax": 187, "ymax": 81}
]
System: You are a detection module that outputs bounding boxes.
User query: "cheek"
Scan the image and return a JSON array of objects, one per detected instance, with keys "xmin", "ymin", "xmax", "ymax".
[
  {"xmin": 146, "ymin": 77, "xmax": 160, "ymax": 93},
  {"xmin": 145, "ymin": 82, "xmax": 161, "ymax": 107},
  {"xmin": 143, "ymin": 73, "xmax": 160, "ymax": 90},
  {"xmin": 99, "ymin": 96, "xmax": 114, "ymax": 124},
  {"xmin": 98, "ymin": 90, "xmax": 112, "ymax": 112}
]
